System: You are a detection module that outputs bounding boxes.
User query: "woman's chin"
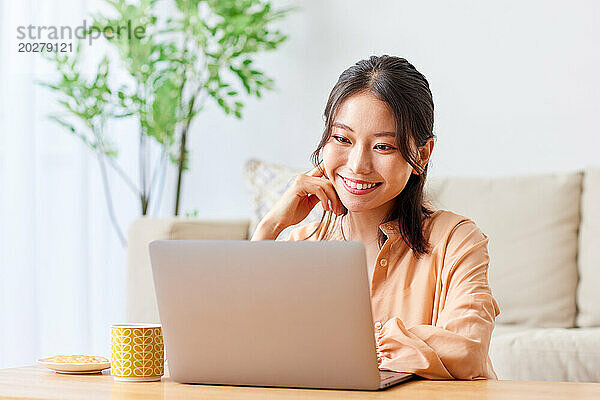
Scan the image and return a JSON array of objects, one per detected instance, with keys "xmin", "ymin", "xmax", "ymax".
[{"xmin": 339, "ymin": 201, "xmax": 374, "ymax": 213}]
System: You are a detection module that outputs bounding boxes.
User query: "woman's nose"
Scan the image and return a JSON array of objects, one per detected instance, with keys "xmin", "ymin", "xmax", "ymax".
[{"xmin": 347, "ymin": 146, "xmax": 372, "ymax": 175}]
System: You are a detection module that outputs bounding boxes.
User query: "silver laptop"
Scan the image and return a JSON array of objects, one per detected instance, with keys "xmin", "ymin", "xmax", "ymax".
[{"xmin": 149, "ymin": 240, "xmax": 415, "ymax": 390}]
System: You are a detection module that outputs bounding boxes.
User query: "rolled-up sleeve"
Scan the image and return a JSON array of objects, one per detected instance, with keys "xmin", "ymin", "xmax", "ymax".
[{"xmin": 376, "ymin": 221, "xmax": 501, "ymax": 380}]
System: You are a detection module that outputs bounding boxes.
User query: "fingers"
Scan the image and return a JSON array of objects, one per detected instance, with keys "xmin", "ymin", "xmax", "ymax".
[
  {"xmin": 298, "ymin": 164, "xmax": 343, "ymax": 214},
  {"xmin": 316, "ymin": 180, "xmax": 342, "ymax": 214},
  {"xmin": 306, "ymin": 194, "xmax": 321, "ymax": 210},
  {"xmin": 313, "ymin": 187, "xmax": 330, "ymax": 212},
  {"xmin": 307, "ymin": 162, "xmax": 325, "ymax": 178}
]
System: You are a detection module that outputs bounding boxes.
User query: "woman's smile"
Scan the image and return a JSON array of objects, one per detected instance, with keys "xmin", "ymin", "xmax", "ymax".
[{"xmin": 338, "ymin": 174, "xmax": 383, "ymax": 195}]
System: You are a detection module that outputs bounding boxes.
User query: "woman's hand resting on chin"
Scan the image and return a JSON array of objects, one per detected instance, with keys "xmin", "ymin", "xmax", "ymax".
[{"xmin": 251, "ymin": 163, "xmax": 343, "ymax": 240}]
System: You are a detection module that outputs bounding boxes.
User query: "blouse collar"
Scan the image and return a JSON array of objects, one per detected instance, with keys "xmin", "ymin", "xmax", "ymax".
[
  {"xmin": 378, "ymin": 219, "xmax": 400, "ymax": 237},
  {"xmin": 330, "ymin": 216, "xmax": 401, "ymax": 240}
]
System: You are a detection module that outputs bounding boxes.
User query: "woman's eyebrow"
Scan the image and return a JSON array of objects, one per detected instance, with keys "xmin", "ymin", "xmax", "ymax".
[
  {"xmin": 332, "ymin": 121, "xmax": 354, "ymax": 131},
  {"xmin": 373, "ymin": 132, "xmax": 397, "ymax": 138},
  {"xmin": 332, "ymin": 121, "xmax": 396, "ymax": 138}
]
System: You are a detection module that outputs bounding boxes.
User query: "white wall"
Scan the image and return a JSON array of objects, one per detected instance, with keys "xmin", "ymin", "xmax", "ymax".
[{"xmin": 178, "ymin": 0, "xmax": 600, "ymax": 219}]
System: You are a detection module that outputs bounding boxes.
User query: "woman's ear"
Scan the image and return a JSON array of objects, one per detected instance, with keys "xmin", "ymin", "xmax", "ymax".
[
  {"xmin": 421, "ymin": 138, "xmax": 434, "ymax": 166},
  {"xmin": 412, "ymin": 138, "xmax": 434, "ymax": 175}
]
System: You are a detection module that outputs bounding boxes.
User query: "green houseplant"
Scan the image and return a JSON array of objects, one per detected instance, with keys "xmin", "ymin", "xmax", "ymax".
[{"xmin": 39, "ymin": 0, "xmax": 294, "ymax": 245}]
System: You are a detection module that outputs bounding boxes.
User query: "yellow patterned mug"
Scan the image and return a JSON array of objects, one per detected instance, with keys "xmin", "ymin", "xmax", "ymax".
[{"xmin": 110, "ymin": 323, "xmax": 164, "ymax": 381}]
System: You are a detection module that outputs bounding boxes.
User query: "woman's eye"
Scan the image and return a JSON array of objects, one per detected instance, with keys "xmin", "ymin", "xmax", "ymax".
[
  {"xmin": 333, "ymin": 135, "xmax": 350, "ymax": 144},
  {"xmin": 375, "ymin": 144, "xmax": 396, "ymax": 151}
]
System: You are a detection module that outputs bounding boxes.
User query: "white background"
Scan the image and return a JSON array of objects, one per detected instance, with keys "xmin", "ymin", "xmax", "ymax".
[
  {"xmin": 186, "ymin": 0, "xmax": 600, "ymax": 219},
  {"xmin": 0, "ymin": 0, "xmax": 599, "ymax": 368}
]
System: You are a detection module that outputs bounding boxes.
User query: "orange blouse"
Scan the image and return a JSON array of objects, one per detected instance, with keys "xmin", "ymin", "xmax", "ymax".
[{"xmin": 287, "ymin": 207, "xmax": 501, "ymax": 380}]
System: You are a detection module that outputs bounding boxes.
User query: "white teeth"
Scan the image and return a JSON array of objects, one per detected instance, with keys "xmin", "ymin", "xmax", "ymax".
[{"xmin": 344, "ymin": 178, "xmax": 378, "ymax": 190}]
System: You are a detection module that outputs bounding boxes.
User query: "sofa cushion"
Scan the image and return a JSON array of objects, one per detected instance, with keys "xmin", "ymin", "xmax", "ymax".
[
  {"xmin": 490, "ymin": 326, "xmax": 600, "ymax": 382},
  {"xmin": 577, "ymin": 167, "xmax": 600, "ymax": 327},
  {"xmin": 424, "ymin": 171, "xmax": 582, "ymax": 328},
  {"xmin": 244, "ymin": 159, "xmax": 324, "ymax": 240}
]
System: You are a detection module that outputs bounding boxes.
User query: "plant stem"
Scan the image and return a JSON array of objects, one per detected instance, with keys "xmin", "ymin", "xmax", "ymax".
[
  {"xmin": 89, "ymin": 124, "xmax": 126, "ymax": 246},
  {"xmin": 97, "ymin": 152, "xmax": 126, "ymax": 247},
  {"xmin": 174, "ymin": 121, "xmax": 188, "ymax": 216},
  {"xmin": 174, "ymin": 86, "xmax": 209, "ymax": 215},
  {"xmin": 147, "ymin": 147, "xmax": 165, "ymax": 214},
  {"xmin": 151, "ymin": 150, "xmax": 168, "ymax": 216},
  {"xmin": 173, "ymin": 33, "xmax": 191, "ymax": 217},
  {"xmin": 139, "ymin": 120, "xmax": 149, "ymax": 215},
  {"xmin": 105, "ymin": 156, "xmax": 140, "ymax": 196}
]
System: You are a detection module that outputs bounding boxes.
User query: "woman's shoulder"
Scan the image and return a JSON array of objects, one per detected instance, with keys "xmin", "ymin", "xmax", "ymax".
[
  {"xmin": 287, "ymin": 219, "xmax": 328, "ymax": 241},
  {"xmin": 287, "ymin": 214, "xmax": 343, "ymax": 241},
  {"xmin": 424, "ymin": 208, "xmax": 487, "ymax": 247},
  {"xmin": 424, "ymin": 209, "xmax": 491, "ymax": 284},
  {"xmin": 288, "ymin": 220, "xmax": 320, "ymax": 241}
]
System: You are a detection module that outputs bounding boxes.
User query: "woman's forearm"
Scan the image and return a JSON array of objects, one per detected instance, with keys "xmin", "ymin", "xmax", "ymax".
[{"xmin": 250, "ymin": 217, "xmax": 285, "ymax": 241}]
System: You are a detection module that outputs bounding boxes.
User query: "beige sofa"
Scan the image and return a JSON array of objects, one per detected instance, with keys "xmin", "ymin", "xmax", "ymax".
[{"xmin": 127, "ymin": 162, "xmax": 600, "ymax": 382}]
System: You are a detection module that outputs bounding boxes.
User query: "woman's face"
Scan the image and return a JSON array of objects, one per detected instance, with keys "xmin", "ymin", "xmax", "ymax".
[{"xmin": 322, "ymin": 91, "xmax": 419, "ymax": 214}]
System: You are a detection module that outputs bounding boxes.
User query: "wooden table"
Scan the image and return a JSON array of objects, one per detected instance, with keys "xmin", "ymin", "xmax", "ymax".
[{"xmin": 1, "ymin": 365, "xmax": 599, "ymax": 399}]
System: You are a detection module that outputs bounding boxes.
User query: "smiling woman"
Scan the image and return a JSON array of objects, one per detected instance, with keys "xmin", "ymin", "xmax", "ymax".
[
  {"xmin": 321, "ymin": 91, "xmax": 433, "ymax": 247},
  {"xmin": 309, "ymin": 56, "xmax": 436, "ymax": 257},
  {"xmin": 251, "ymin": 55, "xmax": 500, "ymax": 381}
]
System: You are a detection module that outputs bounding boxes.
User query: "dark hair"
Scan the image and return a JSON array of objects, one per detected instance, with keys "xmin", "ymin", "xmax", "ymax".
[{"xmin": 305, "ymin": 55, "xmax": 436, "ymax": 259}]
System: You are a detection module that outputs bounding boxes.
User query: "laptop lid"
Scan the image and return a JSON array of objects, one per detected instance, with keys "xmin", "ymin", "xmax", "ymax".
[{"xmin": 149, "ymin": 240, "xmax": 383, "ymax": 390}]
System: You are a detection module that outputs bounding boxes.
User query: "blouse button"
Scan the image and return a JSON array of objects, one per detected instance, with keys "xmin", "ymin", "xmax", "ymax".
[
  {"xmin": 379, "ymin": 258, "xmax": 388, "ymax": 267},
  {"xmin": 374, "ymin": 321, "xmax": 383, "ymax": 330}
]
